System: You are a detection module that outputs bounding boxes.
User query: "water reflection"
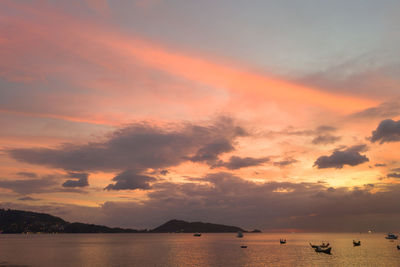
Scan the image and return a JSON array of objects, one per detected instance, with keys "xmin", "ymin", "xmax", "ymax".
[{"xmin": 1, "ymin": 233, "xmax": 400, "ymax": 266}]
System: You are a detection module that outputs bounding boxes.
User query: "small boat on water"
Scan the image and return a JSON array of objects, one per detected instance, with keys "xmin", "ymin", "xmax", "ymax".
[
  {"xmin": 237, "ymin": 231, "xmax": 244, "ymax": 238},
  {"xmin": 385, "ymin": 233, "xmax": 398, "ymax": 240},
  {"xmin": 280, "ymin": 239, "xmax": 286, "ymax": 244},
  {"xmin": 310, "ymin": 242, "xmax": 329, "ymax": 248},
  {"xmin": 240, "ymin": 245, "xmax": 247, "ymax": 248},
  {"xmin": 315, "ymin": 246, "xmax": 331, "ymax": 254},
  {"xmin": 193, "ymin": 233, "xmax": 201, "ymax": 237},
  {"xmin": 353, "ymin": 240, "xmax": 361, "ymax": 246}
]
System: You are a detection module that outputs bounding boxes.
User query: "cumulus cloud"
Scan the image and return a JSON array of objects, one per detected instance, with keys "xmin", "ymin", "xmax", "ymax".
[
  {"xmin": 97, "ymin": 173, "xmax": 400, "ymax": 231},
  {"xmin": 8, "ymin": 117, "xmax": 246, "ymax": 173},
  {"xmin": 213, "ymin": 156, "xmax": 270, "ymax": 170},
  {"xmin": 314, "ymin": 144, "xmax": 369, "ymax": 169},
  {"xmin": 370, "ymin": 119, "xmax": 400, "ymax": 144},
  {"xmin": 62, "ymin": 172, "xmax": 89, "ymax": 188},
  {"xmin": 104, "ymin": 170, "xmax": 156, "ymax": 191},
  {"xmin": 3, "ymin": 172, "xmax": 400, "ymax": 231},
  {"xmin": 189, "ymin": 139, "xmax": 235, "ymax": 165}
]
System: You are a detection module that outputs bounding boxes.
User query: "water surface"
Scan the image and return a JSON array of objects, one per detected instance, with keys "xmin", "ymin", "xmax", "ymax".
[{"xmin": 1, "ymin": 233, "xmax": 399, "ymax": 266}]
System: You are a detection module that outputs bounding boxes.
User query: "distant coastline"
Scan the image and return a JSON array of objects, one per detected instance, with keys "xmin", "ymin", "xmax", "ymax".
[{"xmin": 0, "ymin": 209, "xmax": 260, "ymax": 234}]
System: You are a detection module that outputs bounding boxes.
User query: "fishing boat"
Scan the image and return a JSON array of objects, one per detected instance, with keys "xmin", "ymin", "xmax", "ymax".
[
  {"xmin": 315, "ymin": 246, "xmax": 331, "ymax": 254},
  {"xmin": 280, "ymin": 239, "xmax": 286, "ymax": 244},
  {"xmin": 237, "ymin": 231, "xmax": 244, "ymax": 238},
  {"xmin": 385, "ymin": 233, "xmax": 398, "ymax": 240},
  {"xmin": 310, "ymin": 242, "xmax": 329, "ymax": 248},
  {"xmin": 193, "ymin": 233, "xmax": 201, "ymax": 237},
  {"xmin": 240, "ymin": 245, "xmax": 247, "ymax": 248},
  {"xmin": 353, "ymin": 240, "xmax": 361, "ymax": 246}
]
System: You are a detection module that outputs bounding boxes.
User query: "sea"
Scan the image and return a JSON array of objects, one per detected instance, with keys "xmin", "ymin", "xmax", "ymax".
[{"xmin": 1, "ymin": 233, "xmax": 399, "ymax": 266}]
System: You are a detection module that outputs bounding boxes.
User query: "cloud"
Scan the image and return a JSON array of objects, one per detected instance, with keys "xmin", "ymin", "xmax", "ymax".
[
  {"xmin": 214, "ymin": 156, "xmax": 270, "ymax": 170},
  {"xmin": 375, "ymin": 163, "xmax": 387, "ymax": 167},
  {"xmin": 62, "ymin": 172, "xmax": 89, "ymax": 188},
  {"xmin": 160, "ymin": 170, "xmax": 169, "ymax": 176},
  {"xmin": 370, "ymin": 119, "xmax": 400, "ymax": 144},
  {"xmin": 387, "ymin": 173, "xmax": 400, "ymax": 178},
  {"xmin": 273, "ymin": 158, "xmax": 298, "ymax": 168},
  {"xmin": 16, "ymin": 172, "xmax": 38, "ymax": 178},
  {"xmin": 8, "ymin": 117, "xmax": 247, "ymax": 172},
  {"xmin": 97, "ymin": 173, "xmax": 400, "ymax": 231},
  {"xmin": 3, "ymin": 172, "xmax": 400, "ymax": 231},
  {"xmin": 18, "ymin": 196, "xmax": 41, "ymax": 201},
  {"xmin": 104, "ymin": 170, "xmax": 156, "ymax": 191},
  {"xmin": 315, "ymin": 125, "xmax": 336, "ymax": 133},
  {"xmin": 351, "ymin": 101, "xmax": 400, "ymax": 119},
  {"xmin": 311, "ymin": 134, "xmax": 341, "ymax": 145},
  {"xmin": 189, "ymin": 139, "xmax": 235, "ymax": 165},
  {"xmin": 0, "ymin": 176, "xmax": 58, "ymax": 194},
  {"xmin": 314, "ymin": 145, "xmax": 369, "ymax": 169}
]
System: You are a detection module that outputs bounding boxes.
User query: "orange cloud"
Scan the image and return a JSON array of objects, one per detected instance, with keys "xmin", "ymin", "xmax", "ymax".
[{"xmin": 1, "ymin": 0, "xmax": 378, "ymax": 123}]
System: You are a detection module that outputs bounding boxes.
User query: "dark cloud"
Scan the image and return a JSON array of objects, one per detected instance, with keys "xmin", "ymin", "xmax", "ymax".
[
  {"xmin": 4, "ymin": 173, "xmax": 400, "ymax": 231},
  {"xmin": 8, "ymin": 117, "xmax": 246, "ymax": 172},
  {"xmin": 189, "ymin": 139, "xmax": 234, "ymax": 165},
  {"xmin": 160, "ymin": 170, "xmax": 169, "ymax": 176},
  {"xmin": 18, "ymin": 196, "xmax": 41, "ymax": 201},
  {"xmin": 16, "ymin": 172, "xmax": 38, "ymax": 178},
  {"xmin": 315, "ymin": 125, "xmax": 336, "ymax": 133},
  {"xmin": 104, "ymin": 170, "xmax": 156, "ymax": 191},
  {"xmin": 0, "ymin": 176, "xmax": 58, "ymax": 194},
  {"xmin": 387, "ymin": 173, "xmax": 400, "ymax": 178},
  {"xmin": 370, "ymin": 119, "xmax": 400, "ymax": 144},
  {"xmin": 213, "ymin": 156, "xmax": 270, "ymax": 170},
  {"xmin": 351, "ymin": 101, "xmax": 400, "ymax": 119},
  {"xmin": 273, "ymin": 158, "xmax": 298, "ymax": 167},
  {"xmin": 375, "ymin": 163, "xmax": 387, "ymax": 167},
  {"xmin": 314, "ymin": 145, "xmax": 369, "ymax": 169},
  {"xmin": 312, "ymin": 134, "xmax": 341, "ymax": 145},
  {"xmin": 62, "ymin": 172, "xmax": 89, "ymax": 188},
  {"xmin": 98, "ymin": 173, "xmax": 400, "ymax": 231}
]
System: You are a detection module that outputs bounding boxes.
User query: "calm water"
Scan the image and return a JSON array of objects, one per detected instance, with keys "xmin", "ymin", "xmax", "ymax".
[{"xmin": 1, "ymin": 233, "xmax": 400, "ymax": 266}]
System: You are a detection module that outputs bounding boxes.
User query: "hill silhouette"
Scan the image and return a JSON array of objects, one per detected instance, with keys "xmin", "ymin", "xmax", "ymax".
[
  {"xmin": 151, "ymin": 219, "xmax": 245, "ymax": 233},
  {"xmin": 0, "ymin": 209, "xmax": 247, "ymax": 233}
]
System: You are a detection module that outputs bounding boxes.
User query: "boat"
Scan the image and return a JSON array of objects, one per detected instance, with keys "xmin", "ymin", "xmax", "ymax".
[
  {"xmin": 385, "ymin": 233, "xmax": 398, "ymax": 240},
  {"xmin": 315, "ymin": 246, "xmax": 331, "ymax": 254},
  {"xmin": 280, "ymin": 239, "xmax": 286, "ymax": 244},
  {"xmin": 240, "ymin": 245, "xmax": 247, "ymax": 248},
  {"xmin": 237, "ymin": 231, "xmax": 244, "ymax": 238},
  {"xmin": 310, "ymin": 242, "xmax": 329, "ymax": 248},
  {"xmin": 320, "ymin": 242, "xmax": 329, "ymax": 248},
  {"xmin": 397, "ymin": 245, "xmax": 400, "ymax": 250},
  {"xmin": 193, "ymin": 233, "xmax": 201, "ymax": 237},
  {"xmin": 353, "ymin": 240, "xmax": 361, "ymax": 246}
]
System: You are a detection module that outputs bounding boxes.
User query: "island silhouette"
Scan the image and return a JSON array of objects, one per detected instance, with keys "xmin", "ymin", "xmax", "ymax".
[{"xmin": 0, "ymin": 209, "xmax": 252, "ymax": 234}]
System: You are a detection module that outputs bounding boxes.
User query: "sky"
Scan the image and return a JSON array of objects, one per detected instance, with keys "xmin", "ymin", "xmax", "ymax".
[{"xmin": 1, "ymin": 0, "xmax": 400, "ymax": 232}]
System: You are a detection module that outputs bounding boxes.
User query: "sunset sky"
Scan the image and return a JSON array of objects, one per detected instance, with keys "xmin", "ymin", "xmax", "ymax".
[{"xmin": 1, "ymin": 0, "xmax": 400, "ymax": 232}]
